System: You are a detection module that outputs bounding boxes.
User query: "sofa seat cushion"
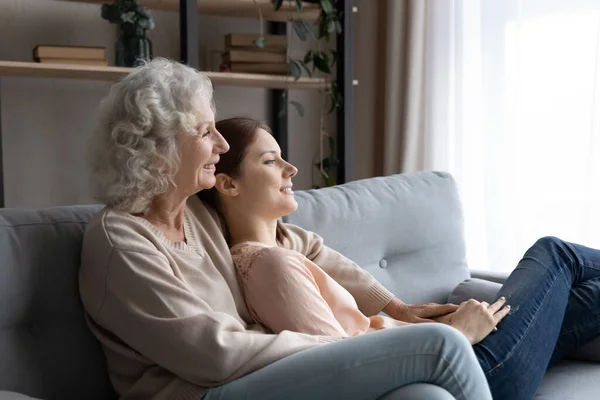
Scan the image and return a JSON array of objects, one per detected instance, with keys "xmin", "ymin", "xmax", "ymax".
[{"xmin": 536, "ymin": 360, "xmax": 600, "ymax": 399}]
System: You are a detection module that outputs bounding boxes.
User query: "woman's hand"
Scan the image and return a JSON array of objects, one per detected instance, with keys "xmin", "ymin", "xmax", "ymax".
[
  {"xmin": 436, "ymin": 298, "xmax": 511, "ymax": 344},
  {"xmin": 384, "ymin": 298, "xmax": 459, "ymax": 323}
]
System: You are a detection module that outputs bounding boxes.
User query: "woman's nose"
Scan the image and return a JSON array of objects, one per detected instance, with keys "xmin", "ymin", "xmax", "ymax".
[
  {"xmin": 286, "ymin": 163, "xmax": 298, "ymax": 178},
  {"xmin": 214, "ymin": 130, "xmax": 230, "ymax": 154}
]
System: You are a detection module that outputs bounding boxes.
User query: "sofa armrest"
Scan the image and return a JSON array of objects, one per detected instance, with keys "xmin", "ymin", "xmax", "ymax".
[
  {"xmin": 470, "ymin": 269, "xmax": 509, "ymax": 284},
  {"xmin": 448, "ymin": 278, "xmax": 502, "ymax": 304}
]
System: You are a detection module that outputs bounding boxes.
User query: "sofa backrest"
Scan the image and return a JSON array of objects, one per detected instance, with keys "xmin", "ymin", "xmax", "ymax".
[
  {"xmin": 283, "ymin": 171, "xmax": 470, "ymax": 304},
  {"xmin": 0, "ymin": 205, "xmax": 116, "ymax": 400}
]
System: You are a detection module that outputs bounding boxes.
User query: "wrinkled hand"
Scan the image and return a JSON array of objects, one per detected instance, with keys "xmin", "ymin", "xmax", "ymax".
[
  {"xmin": 384, "ymin": 298, "xmax": 459, "ymax": 323},
  {"xmin": 436, "ymin": 298, "xmax": 511, "ymax": 344}
]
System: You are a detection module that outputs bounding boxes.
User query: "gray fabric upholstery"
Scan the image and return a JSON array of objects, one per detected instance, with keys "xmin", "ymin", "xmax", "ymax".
[
  {"xmin": 0, "ymin": 392, "xmax": 41, "ymax": 400},
  {"xmin": 0, "ymin": 205, "xmax": 115, "ymax": 400},
  {"xmin": 378, "ymin": 383, "xmax": 454, "ymax": 400},
  {"xmin": 470, "ymin": 269, "xmax": 510, "ymax": 284},
  {"xmin": 536, "ymin": 361, "xmax": 600, "ymax": 399},
  {"xmin": 284, "ymin": 171, "xmax": 471, "ymax": 305},
  {"xmin": 448, "ymin": 278, "xmax": 502, "ymax": 304}
]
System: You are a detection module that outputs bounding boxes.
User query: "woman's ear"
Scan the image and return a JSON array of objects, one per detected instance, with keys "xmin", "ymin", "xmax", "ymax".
[{"xmin": 214, "ymin": 173, "xmax": 239, "ymax": 197}]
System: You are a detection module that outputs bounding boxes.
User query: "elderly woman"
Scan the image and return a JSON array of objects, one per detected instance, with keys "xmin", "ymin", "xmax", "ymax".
[{"xmin": 79, "ymin": 58, "xmax": 491, "ymax": 400}]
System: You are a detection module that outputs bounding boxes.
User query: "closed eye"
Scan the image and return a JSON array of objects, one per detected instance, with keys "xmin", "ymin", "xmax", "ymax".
[{"xmin": 202, "ymin": 130, "xmax": 211, "ymax": 138}]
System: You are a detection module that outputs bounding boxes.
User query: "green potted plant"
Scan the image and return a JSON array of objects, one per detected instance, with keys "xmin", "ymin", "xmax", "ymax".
[{"xmin": 101, "ymin": 0, "xmax": 155, "ymax": 67}]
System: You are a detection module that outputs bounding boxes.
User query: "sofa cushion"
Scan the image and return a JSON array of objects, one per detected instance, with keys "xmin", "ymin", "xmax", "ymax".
[
  {"xmin": 0, "ymin": 205, "xmax": 116, "ymax": 400},
  {"xmin": 536, "ymin": 360, "xmax": 600, "ymax": 399},
  {"xmin": 284, "ymin": 171, "xmax": 470, "ymax": 304}
]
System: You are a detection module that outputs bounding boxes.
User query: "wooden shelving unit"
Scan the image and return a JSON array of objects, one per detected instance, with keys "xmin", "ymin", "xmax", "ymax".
[
  {"xmin": 0, "ymin": 61, "xmax": 331, "ymax": 89},
  {"xmin": 59, "ymin": 0, "xmax": 321, "ymax": 22}
]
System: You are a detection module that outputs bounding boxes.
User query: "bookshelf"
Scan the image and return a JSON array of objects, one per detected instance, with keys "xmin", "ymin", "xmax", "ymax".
[
  {"xmin": 59, "ymin": 0, "xmax": 321, "ymax": 22},
  {"xmin": 0, "ymin": 0, "xmax": 355, "ymax": 208},
  {"xmin": 0, "ymin": 61, "xmax": 331, "ymax": 89}
]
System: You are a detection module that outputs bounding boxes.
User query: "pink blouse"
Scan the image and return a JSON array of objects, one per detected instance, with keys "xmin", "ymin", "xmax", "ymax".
[{"xmin": 230, "ymin": 242, "xmax": 407, "ymax": 338}]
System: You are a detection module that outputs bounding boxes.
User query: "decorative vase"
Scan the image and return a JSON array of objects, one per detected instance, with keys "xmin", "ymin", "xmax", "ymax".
[{"xmin": 116, "ymin": 24, "xmax": 152, "ymax": 67}]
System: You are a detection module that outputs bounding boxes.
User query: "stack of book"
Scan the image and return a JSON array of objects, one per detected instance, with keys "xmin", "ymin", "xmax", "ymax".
[
  {"xmin": 33, "ymin": 45, "xmax": 107, "ymax": 66},
  {"xmin": 221, "ymin": 34, "xmax": 287, "ymax": 75}
]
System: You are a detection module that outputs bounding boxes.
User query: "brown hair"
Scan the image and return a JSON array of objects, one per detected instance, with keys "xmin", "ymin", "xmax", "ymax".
[{"xmin": 196, "ymin": 117, "xmax": 287, "ymax": 243}]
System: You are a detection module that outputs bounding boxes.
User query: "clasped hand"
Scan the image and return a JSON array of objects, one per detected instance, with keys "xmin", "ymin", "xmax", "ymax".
[
  {"xmin": 385, "ymin": 297, "xmax": 511, "ymax": 344},
  {"xmin": 435, "ymin": 298, "xmax": 511, "ymax": 344}
]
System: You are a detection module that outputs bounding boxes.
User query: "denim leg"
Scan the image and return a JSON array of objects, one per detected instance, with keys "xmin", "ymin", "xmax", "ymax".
[
  {"xmin": 473, "ymin": 237, "xmax": 600, "ymax": 400},
  {"xmin": 548, "ymin": 277, "xmax": 600, "ymax": 367},
  {"xmin": 203, "ymin": 324, "xmax": 491, "ymax": 400}
]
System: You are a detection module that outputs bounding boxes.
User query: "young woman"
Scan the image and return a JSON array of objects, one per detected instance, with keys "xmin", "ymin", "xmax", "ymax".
[{"xmin": 198, "ymin": 117, "xmax": 600, "ymax": 400}]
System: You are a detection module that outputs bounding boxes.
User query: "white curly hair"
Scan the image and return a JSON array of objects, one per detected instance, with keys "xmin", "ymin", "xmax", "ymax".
[{"xmin": 87, "ymin": 57, "xmax": 215, "ymax": 214}]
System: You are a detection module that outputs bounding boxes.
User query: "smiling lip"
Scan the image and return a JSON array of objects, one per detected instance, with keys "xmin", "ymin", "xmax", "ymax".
[
  {"xmin": 203, "ymin": 158, "xmax": 219, "ymax": 171},
  {"xmin": 280, "ymin": 185, "xmax": 294, "ymax": 194}
]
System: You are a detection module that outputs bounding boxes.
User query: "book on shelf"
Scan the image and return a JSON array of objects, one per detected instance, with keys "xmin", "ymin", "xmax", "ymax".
[
  {"xmin": 224, "ymin": 63, "xmax": 289, "ymax": 75},
  {"xmin": 36, "ymin": 58, "xmax": 109, "ymax": 66},
  {"xmin": 33, "ymin": 45, "xmax": 106, "ymax": 61},
  {"xmin": 223, "ymin": 49, "xmax": 287, "ymax": 64},
  {"xmin": 225, "ymin": 33, "xmax": 287, "ymax": 50}
]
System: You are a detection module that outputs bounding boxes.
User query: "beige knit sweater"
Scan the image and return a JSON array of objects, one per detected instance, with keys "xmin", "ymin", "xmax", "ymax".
[{"xmin": 79, "ymin": 195, "xmax": 395, "ymax": 399}]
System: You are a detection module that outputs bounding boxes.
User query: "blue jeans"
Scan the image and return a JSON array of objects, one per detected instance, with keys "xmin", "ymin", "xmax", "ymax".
[
  {"xmin": 203, "ymin": 323, "xmax": 491, "ymax": 400},
  {"xmin": 474, "ymin": 236, "xmax": 600, "ymax": 400}
]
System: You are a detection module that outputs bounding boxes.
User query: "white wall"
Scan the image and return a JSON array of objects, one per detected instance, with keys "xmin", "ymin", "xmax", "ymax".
[{"xmin": 0, "ymin": 0, "xmax": 331, "ymax": 208}]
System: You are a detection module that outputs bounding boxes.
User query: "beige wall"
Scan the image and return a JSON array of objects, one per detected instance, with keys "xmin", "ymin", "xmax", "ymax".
[{"xmin": 0, "ymin": 0, "xmax": 333, "ymax": 208}]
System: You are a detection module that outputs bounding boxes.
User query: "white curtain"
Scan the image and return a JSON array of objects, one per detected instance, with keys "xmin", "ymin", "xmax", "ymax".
[{"xmin": 422, "ymin": 0, "xmax": 600, "ymax": 272}]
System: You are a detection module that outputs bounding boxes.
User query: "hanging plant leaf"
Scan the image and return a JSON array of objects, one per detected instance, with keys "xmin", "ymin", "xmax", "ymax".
[
  {"xmin": 254, "ymin": 36, "xmax": 266, "ymax": 48},
  {"xmin": 318, "ymin": 16, "xmax": 328, "ymax": 38},
  {"xmin": 292, "ymin": 20, "xmax": 308, "ymax": 41},
  {"xmin": 101, "ymin": 4, "xmax": 120, "ymax": 22},
  {"xmin": 325, "ymin": 174, "xmax": 336, "ymax": 187},
  {"xmin": 326, "ymin": 82, "xmax": 343, "ymax": 114},
  {"xmin": 278, "ymin": 90, "xmax": 288, "ymax": 118},
  {"xmin": 298, "ymin": 59, "xmax": 312, "ymax": 77},
  {"xmin": 328, "ymin": 135, "xmax": 336, "ymax": 158},
  {"xmin": 313, "ymin": 52, "xmax": 331, "ymax": 74},
  {"xmin": 321, "ymin": 0, "xmax": 333, "ymax": 15},
  {"xmin": 314, "ymin": 156, "xmax": 339, "ymax": 170},
  {"xmin": 273, "ymin": 0, "xmax": 284, "ymax": 11},
  {"xmin": 290, "ymin": 100, "xmax": 305, "ymax": 117},
  {"xmin": 278, "ymin": 105, "xmax": 287, "ymax": 118},
  {"xmin": 330, "ymin": 49, "xmax": 337, "ymax": 67},
  {"xmin": 289, "ymin": 59, "xmax": 302, "ymax": 80},
  {"xmin": 121, "ymin": 11, "xmax": 136, "ymax": 24},
  {"xmin": 335, "ymin": 21, "xmax": 342, "ymax": 34},
  {"xmin": 303, "ymin": 50, "xmax": 314, "ymax": 64},
  {"xmin": 295, "ymin": 0, "xmax": 303, "ymax": 11},
  {"xmin": 303, "ymin": 21, "xmax": 318, "ymax": 39},
  {"xmin": 327, "ymin": 19, "xmax": 336, "ymax": 33},
  {"xmin": 327, "ymin": 93, "xmax": 337, "ymax": 114}
]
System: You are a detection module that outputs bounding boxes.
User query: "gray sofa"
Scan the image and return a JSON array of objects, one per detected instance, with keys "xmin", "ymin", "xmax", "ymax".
[{"xmin": 0, "ymin": 171, "xmax": 599, "ymax": 400}]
